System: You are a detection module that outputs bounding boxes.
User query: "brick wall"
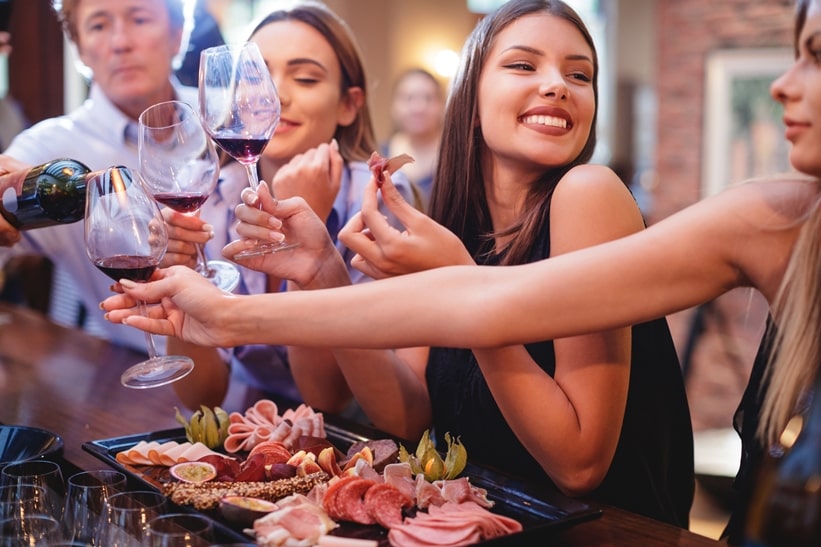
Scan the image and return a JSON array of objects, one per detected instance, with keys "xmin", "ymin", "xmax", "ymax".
[
  {"xmin": 653, "ymin": 0, "xmax": 794, "ymax": 221},
  {"xmin": 653, "ymin": 0, "xmax": 794, "ymax": 430}
]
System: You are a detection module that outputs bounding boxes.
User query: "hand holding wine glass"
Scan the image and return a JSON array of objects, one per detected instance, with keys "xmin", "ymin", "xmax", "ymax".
[
  {"xmin": 84, "ymin": 166, "xmax": 195, "ymax": 389},
  {"xmin": 138, "ymin": 99, "xmax": 240, "ymax": 292},
  {"xmin": 198, "ymin": 41, "xmax": 298, "ymax": 258}
]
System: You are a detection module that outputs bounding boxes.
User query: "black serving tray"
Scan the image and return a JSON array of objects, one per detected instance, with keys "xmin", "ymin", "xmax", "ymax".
[{"xmin": 83, "ymin": 424, "xmax": 601, "ymax": 545}]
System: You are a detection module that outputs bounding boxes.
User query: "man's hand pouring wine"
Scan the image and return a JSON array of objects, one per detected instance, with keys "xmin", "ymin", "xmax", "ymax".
[{"xmin": 0, "ymin": 154, "xmax": 29, "ymax": 246}]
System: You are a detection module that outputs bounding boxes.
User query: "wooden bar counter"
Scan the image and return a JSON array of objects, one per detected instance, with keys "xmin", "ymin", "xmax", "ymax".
[{"xmin": 0, "ymin": 302, "xmax": 722, "ymax": 546}]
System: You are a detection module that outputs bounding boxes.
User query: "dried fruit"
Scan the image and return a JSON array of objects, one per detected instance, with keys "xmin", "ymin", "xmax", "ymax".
[
  {"xmin": 399, "ymin": 430, "xmax": 467, "ymax": 481},
  {"xmin": 220, "ymin": 495, "xmax": 278, "ymax": 528},
  {"xmin": 169, "ymin": 461, "xmax": 217, "ymax": 484},
  {"xmin": 175, "ymin": 405, "xmax": 229, "ymax": 450}
]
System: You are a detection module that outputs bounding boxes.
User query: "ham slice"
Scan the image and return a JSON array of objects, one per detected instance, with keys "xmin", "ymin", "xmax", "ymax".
[
  {"xmin": 225, "ymin": 400, "xmax": 326, "ymax": 454},
  {"xmin": 115, "ymin": 440, "xmax": 223, "ymax": 467},
  {"xmin": 116, "ymin": 441, "xmax": 159, "ymax": 466},
  {"xmin": 387, "ymin": 501, "xmax": 522, "ymax": 547},
  {"xmin": 252, "ymin": 493, "xmax": 337, "ymax": 546}
]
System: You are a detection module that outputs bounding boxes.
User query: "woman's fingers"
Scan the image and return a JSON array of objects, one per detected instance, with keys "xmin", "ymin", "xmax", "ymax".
[{"xmin": 350, "ymin": 253, "xmax": 391, "ymax": 280}]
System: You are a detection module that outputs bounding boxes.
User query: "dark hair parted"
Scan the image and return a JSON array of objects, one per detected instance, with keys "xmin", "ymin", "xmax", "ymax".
[
  {"xmin": 250, "ymin": 1, "xmax": 376, "ymax": 162},
  {"xmin": 428, "ymin": 0, "xmax": 599, "ymax": 265}
]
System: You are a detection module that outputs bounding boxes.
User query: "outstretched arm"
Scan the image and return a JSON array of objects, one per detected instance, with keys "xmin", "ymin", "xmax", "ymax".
[{"xmin": 102, "ymin": 178, "xmax": 809, "ymax": 352}]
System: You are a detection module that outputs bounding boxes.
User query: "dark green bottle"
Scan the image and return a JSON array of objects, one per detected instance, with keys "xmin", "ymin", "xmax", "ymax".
[{"xmin": 0, "ymin": 158, "xmax": 92, "ymax": 229}]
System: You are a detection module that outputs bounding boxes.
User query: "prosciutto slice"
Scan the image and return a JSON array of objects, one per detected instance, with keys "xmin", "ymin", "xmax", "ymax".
[
  {"xmin": 387, "ymin": 501, "xmax": 523, "ymax": 547},
  {"xmin": 368, "ymin": 151, "xmax": 415, "ymax": 185},
  {"xmin": 225, "ymin": 400, "xmax": 325, "ymax": 453}
]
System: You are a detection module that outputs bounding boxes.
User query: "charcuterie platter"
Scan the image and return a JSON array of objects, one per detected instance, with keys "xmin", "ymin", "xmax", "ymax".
[{"xmin": 83, "ymin": 402, "xmax": 601, "ymax": 545}]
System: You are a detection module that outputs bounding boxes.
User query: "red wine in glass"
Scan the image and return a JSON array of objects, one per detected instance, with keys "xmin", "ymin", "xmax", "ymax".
[
  {"xmin": 94, "ymin": 255, "xmax": 159, "ymax": 283},
  {"xmin": 138, "ymin": 100, "xmax": 241, "ymax": 292},
  {"xmin": 152, "ymin": 192, "xmax": 209, "ymax": 214},
  {"xmin": 211, "ymin": 137, "xmax": 269, "ymax": 164},
  {"xmin": 199, "ymin": 42, "xmax": 298, "ymax": 257},
  {"xmin": 84, "ymin": 166, "xmax": 195, "ymax": 389}
]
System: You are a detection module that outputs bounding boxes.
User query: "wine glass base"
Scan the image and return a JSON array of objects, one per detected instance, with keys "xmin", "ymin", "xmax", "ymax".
[
  {"xmin": 201, "ymin": 259, "xmax": 241, "ymax": 292},
  {"xmin": 120, "ymin": 356, "xmax": 195, "ymax": 389},
  {"xmin": 233, "ymin": 240, "xmax": 300, "ymax": 259}
]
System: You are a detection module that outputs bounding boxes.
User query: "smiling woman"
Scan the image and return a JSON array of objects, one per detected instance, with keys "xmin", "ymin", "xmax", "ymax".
[
  {"xmin": 165, "ymin": 0, "xmax": 696, "ymax": 530},
  {"xmin": 165, "ymin": 1, "xmax": 416, "ymax": 420}
]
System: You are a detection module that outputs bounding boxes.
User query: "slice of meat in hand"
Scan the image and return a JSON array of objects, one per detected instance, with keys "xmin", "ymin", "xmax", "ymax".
[{"xmin": 368, "ymin": 151, "xmax": 415, "ymax": 185}]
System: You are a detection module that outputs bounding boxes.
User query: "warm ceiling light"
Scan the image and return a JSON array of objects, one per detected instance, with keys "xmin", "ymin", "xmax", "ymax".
[{"xmin": 433, "ymin": 49, "xmax": 460, "ymax": 78}]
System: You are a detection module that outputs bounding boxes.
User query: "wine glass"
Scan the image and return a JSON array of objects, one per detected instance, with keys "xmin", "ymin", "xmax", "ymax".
[
  {"xmin": 0, "ymin": 484, "xmax": 58, "ymax": 521},
  {"xmin": 0, "ymin": 460, "xmax": 65, "ymax": 520},
  {"xmin": 0, "ymin": 514, "xmax": 63, "ymax": 546},
  {"xmin": 95, "ymin": 490, "xmax": 166, "ymax": 547},
  {"xmin": 198, "ymin": 41, "xmax": 298, "ymax": 258},
  {"xmin": 84, "ymin": 166, "xmax": 195, "ymax": 389},
  {"xmin": 62, "ymin": 470, "xmax": 126, "ymax": 544},
  {"xmin": 145, "ymin": 513, "xmax": 214, "ymax": 547},
  {"xmin": 138, "ymin": 100, "xmax": 241, "ymax": 292}
]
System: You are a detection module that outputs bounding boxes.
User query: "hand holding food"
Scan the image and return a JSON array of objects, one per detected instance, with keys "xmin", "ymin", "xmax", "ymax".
[{"xmin": 339, "ymin": 153, "xmax": 472, "ymax": 278}]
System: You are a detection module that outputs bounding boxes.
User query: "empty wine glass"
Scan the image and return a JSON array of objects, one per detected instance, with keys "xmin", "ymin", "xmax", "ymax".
[
  {"xmin": 84, "ymin": 166, "xmax": 195, "ymax": 388},
  {"xmin": 95, "ymin": 490, "xmax": 166, "ymax": 547},
  {"xmin": 0, "ymin": 514, "xmax": 63, "ymax": 546},
  {"xmin": 198, "ymin": 41, "xmax": 298, "ymax": 258},
  {"xmin": 0, "ymin": 460, "xmax": 65, "ymax": 520},
  {"xmin": 145, "ymin": 513, "xmax": 214, "ymax": 547},
  {"xmin": 138, "ymin": 100, "xmax": 241, "ymax": 292},
  {"xmin": 0, "ymin": 483, "xmax": 57, "ymax": 521},
  {"xmin": 62, "ymin": 470, "xmax": 126, "ymax": 544}
]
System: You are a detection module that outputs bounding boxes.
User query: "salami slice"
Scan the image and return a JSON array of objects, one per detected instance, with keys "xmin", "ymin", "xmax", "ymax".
[
  {"xmin": 336, "ymin": 477, "xmax": 377, "ymax": 525},
  {"xmin": 364, "ymin": 482, "xmax": 413, "ymax": 529},
  {"xmin": 322, "ymin": 476, "xmax": 361, "ymax": 521}
]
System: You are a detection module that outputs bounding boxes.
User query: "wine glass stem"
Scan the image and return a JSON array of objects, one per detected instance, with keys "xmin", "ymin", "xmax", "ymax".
[
  {"xmin": 139, "ymin": 300, "xmax": 160, "ymax": 360},
  {"xmin": 244, "ymin": 160, "xmax": 273, "ymax": 211},
  {"xmin": 194, "ymin": 243, "xmax": 213, "ymax": 277},
  {"xmin": 244, "ymin": 162, "xmax": 261, "ymax": 190}
]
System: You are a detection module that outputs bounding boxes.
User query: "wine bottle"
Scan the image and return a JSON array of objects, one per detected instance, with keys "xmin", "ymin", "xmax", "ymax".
[
  {"xmin": 0, "ymin": 158, "xmax": 92, "ymax": 230},
  {"xmin": 743, "ymin": 369, "xmax": 821, "ymax": 546}
]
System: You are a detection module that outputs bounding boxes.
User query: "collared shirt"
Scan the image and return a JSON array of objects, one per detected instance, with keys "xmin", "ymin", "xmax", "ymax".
[{"xmin": 0, "ymin": 80, "xmax": 197, "ymax": 353}]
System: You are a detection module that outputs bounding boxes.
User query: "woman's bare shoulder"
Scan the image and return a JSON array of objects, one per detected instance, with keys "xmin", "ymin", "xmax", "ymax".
[
  {"xmin": 721, "ymin": 173, "xmax": 820, "ymax": 222},
  {"xmin": 552, "ymin": 164, "xmax": 635, "ymax": 208}
]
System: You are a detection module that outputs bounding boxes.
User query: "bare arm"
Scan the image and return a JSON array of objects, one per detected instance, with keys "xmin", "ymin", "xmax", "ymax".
[
  {"xmin": 103, "ymin": 178, "xmax": 815, "ymax": 353},
  {"xmin": 472, "ymin": 165, "xmax": 638, "ymax": 495},
  {"xmin": 168, "ymin": 337, "xmax": 231, "ymax": 410}
]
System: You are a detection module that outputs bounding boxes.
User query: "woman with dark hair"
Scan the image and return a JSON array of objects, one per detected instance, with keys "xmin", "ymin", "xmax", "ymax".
[
  {"xmin": 167, "ymin": 0, "xmax": 413, "ymax": 411},
  {"xmin": 150, "ymin": 0, "xmax": 694, "ymax": 527}
]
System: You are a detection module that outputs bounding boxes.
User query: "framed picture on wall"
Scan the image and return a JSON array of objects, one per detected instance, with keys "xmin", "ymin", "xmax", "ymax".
[{"xmin": 702, "ymin": 48, "xmax": 793, "ymax": 197}]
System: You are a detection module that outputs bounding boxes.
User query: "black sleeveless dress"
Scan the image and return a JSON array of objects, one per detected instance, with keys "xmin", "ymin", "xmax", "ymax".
[
  {"xmin": 724, "ymin": 320, "xmax": 774, "ymax": 544},
  {"xmin": 426, "ymin": 210, "xmax": 695, "ymax": 528}
]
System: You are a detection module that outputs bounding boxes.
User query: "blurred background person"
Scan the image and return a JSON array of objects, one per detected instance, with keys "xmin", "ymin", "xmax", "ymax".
[{"xmin": 381, "ymin": 68, "xmax": 445, "ymax": 210}]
